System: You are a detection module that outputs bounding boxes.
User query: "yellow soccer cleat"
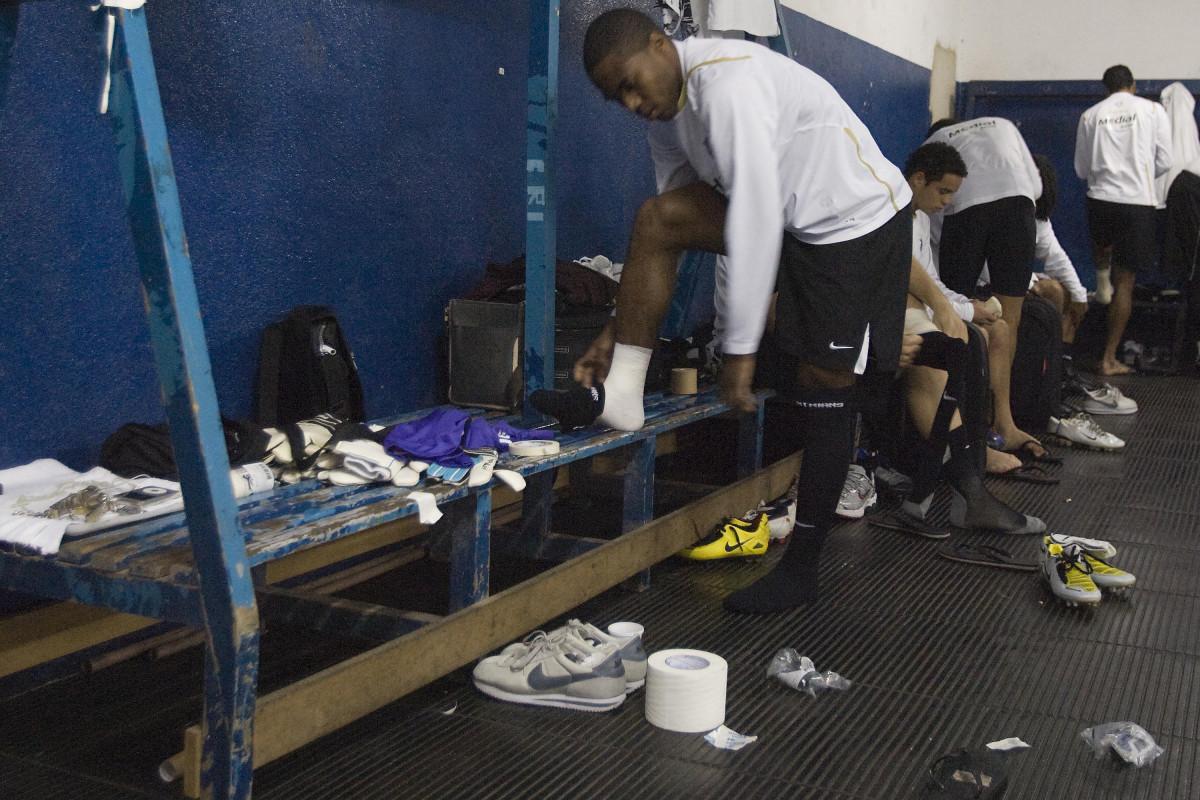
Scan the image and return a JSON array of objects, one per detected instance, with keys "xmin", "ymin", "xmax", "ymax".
[
  {"xmin": 1080, "ymin": 552, "xmax": 1136, "ymax": 593},
  {"xmin": 679, "ymin": 513, "xmax": 770, "ymax": 560}
]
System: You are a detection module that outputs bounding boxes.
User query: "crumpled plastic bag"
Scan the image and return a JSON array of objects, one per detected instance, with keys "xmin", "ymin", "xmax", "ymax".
[
  {"xmin": 766, "ymin": 648, "xmax": 852, "ymax": 697},
  {"xmin": 1080, "ymin": 721, "xmax": 1165, "ymax": 768}
]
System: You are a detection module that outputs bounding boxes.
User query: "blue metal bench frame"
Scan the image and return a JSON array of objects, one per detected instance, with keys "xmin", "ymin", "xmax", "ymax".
[{"xmin": 0, "ymin": 3, "xmax": 789, "ymax": 797}]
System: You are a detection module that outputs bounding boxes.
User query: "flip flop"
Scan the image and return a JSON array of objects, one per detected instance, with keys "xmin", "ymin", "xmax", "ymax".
[
  {"xmin": 990, "ymin": 462, "xmax": 1060, "ymax": 485},
  {"xmin": 867, "ymin": 508, "xmax": 951, "ymax": 540},
  {"xmin": 936, "ymin": 540, "xmax": 1037, "ymax": 571},
  {"xmin": 1009, "ymin": 440, "xmax": 1064, "ymax": 466}
]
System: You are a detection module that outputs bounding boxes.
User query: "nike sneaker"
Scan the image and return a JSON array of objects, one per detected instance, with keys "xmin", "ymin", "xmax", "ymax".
[
  {"xmin": 836, "ymin": 464, "xmax": 877, "ymax": 519},
  {"xmin": 1075, "ymin": 383, "xmax": 1137, "ymax": 415},
  {"xmin": 1041, "ymin": 535, "xmax": 1132, "ymax": 593},
  {"xmin": 1042, "ymin": 533, "xmax": 1118, "ymax": 561},
  {"xmin": 679, "ymin": 512, "xmax": 770, "ymax": 560},
  {"xmin": 1048, "ymin": 413, "xmax": 1124, "ymax": 451},
  {"xmin": 1041, "ymin": 541, "xmax": 1101, "ymax": 607},
  {"xmin": 749, "ymin": 485, "xmax": 797, "ymax": 541},
  {"xmin": 473, "ymin": 631, "xmax": 626, "ymax": 711},
  {"xmin": 530, "ymin": 620, "xmax": 647, "ymax": 692}
]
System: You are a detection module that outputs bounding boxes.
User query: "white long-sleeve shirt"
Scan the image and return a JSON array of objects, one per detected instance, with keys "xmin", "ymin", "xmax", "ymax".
[
  {"xmin": 650, "ymin": 38, "xmax": 910, "ymax": 355},
  {"xmin": 1075, "ymin": 91, "xmax": 1172, "ymax": 207},
  {"xmin": 1158, "ymin": 82, "xmax": 1200, "ymax": 206},
  {"xmin": 923, "ymin": 117, "xmax": 1042, "ymax": 215},
  {"xmin": 913, "ymin": 210, "xmax": 974, "ymax": 321}
]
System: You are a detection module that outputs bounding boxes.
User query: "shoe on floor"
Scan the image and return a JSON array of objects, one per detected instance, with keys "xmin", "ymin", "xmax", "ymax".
[
  {"xmin": 1041, "ymin": 542, "xmax": 1101, "ymax": 606},
  {"xmin": 679, "ymin": 512, "xmax": 770, "ymax": 560},
  {"xmin": 836, "ymin": 464, "xmax": 877, "ymax": 519},
  {"xmin": 752, "ymin": 492, "xmax": 797, "ymax": 541},
  {"xmin": 561, "ymin": 620, "xmax": 647, "ymax": 691},
  {"xmin": 1076, "ymin": 383, "xmax": 1137, "ymax": 415},
  {"xmin": 1048, "ymin": 412, "xmax": 1125, "ymax": 451},
  {"xmin": 474, "ymin": 631, "xmax": 627, "ymax": 711},
  {"xmin": 1043, "ymin": 532, "xmax": 1118, "ymax": 560},
  {"xmin": 1042, "ymin": 536, "xmax": 1134, "ymax": 591}
]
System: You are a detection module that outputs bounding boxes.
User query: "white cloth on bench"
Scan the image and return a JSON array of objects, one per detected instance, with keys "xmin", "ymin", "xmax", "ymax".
[{"xmin": 0, "ymin": 459, "xmax": 180, "ymax": 556}]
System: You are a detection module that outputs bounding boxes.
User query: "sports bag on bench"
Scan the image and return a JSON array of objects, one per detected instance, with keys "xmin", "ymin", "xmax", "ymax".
[{"xmin": 255, "ymin": 305, "xmax": 366, "ymax": 427}]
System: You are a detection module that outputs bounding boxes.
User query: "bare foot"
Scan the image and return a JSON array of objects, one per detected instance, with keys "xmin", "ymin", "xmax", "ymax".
[
  {"xmin": 1100, "ymin": 359, "xmax": 1132, "ymax": 376},
  {"xmin": 986, "ymin": 448, "xmax": 1022, "ymax": 474}
]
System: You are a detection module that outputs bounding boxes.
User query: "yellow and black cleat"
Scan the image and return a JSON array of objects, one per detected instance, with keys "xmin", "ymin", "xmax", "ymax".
[{"xmin": 679, "ymin": 513, "xmax": 770, "ymax": 560}]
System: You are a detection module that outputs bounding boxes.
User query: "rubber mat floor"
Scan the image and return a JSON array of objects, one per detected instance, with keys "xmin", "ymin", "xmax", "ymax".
[{"xmin": 3, "ymin": 373, "xmax": 1200, "ymax": 799}]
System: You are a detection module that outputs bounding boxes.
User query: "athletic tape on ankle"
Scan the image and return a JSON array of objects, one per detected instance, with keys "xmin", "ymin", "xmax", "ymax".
[{"xmin": 508, "ymin": 439, "xmax": 560, "ymax": 457}]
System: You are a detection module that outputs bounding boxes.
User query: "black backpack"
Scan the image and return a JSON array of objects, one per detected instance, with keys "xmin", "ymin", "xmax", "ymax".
[
  {"xmin": 255, "ymin": 306, "xmax": 365, "ymax": 427},
  {"xmin": 1010, "ymin": 295, "xmax": 1062, "ymax": 434}
]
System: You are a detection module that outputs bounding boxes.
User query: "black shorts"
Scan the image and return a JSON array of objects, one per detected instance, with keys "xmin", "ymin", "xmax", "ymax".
[
  {"xmin": 773, "ymin": 208, "xmax": 910, "ymax": 375},
  {"xmin": 1086, "ymin": 197, "xmax": 1158, "ymax": 273},
  {"xmin": 939, "ymin": 195, "xmax": 1036, "ymax": 297}
]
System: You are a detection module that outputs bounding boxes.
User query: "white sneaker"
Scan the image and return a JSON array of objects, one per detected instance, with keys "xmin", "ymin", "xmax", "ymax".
[
  {"xmin": 836, "ymin": 464, "xmax": 877, "ymax": 519},
  {"xmin": 1049, "ymin": 413, "xmax": 1125, "ymax": 451},
  {"xmin": 1043, "ymin": 533, "xmax": 1118, "ymax": 560},
  {"xmin": 1077, "ymin": 383, "xmax": 1137, "ymax": 415}
]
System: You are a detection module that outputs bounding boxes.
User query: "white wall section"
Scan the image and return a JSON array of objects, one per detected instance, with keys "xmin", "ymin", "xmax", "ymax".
[
  {"xmin": 782, "ymin": 0, "xmax": 962, "ymax": 70},
  {"xmin": 784, "ymin": 0, "xmax": 1199, "ymax": 82},
  {"xmin": 957, "ymin": 0, "xmax": 1200, "ymax": 81}
]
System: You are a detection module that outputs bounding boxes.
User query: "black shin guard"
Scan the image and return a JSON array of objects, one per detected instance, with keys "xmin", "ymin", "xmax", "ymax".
[{"xmin": 529, "ymin": 384, "xmax": 605, "ymax": 432}]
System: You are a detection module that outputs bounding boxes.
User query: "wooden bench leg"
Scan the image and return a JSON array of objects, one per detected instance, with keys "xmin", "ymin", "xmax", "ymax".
[
  {"xmin": 736, "ymin": 402, "xmax": 766, "ymax": 478},
  {"xmin": 449, "ymin": 490, "xmax": 492, "ymax": 611},
  {"xmin": 200, "ymin": 622, "xmax": 259, "ymax": 800},
  {"xmin": 623, "ymin": 438, "xmax": 656, "ymax": 590}
]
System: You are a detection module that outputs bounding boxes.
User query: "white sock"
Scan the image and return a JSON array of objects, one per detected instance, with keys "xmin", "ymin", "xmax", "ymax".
[
  {"xmin": 1095, "ymin": 268, "xmax": 1113, "ymax": 304},
  {"xmin": 597, "ymin": 343, "xmax": 652, "ymax": 431}
]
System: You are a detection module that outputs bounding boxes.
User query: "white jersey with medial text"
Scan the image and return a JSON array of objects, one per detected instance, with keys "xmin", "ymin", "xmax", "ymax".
[
  {"xmin": 1075, "ymin": 91, "xmax": 1172, "ymax": 207},
  {"xmin": 923, "ymin": 117, "xmax": 1042, "ymax": 215},
  {"xmin": 649, "ymin": 37, "xmax": 910, "ymax": 355}
]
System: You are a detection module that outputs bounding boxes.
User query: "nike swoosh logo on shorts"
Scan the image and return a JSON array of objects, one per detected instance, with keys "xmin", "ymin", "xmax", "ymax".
[{"xmin": 829, "ymin": 343, "xmax": 854, "ymax": 350}]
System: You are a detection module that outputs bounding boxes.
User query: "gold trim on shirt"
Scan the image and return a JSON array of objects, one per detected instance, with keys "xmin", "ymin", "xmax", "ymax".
[
  {"xmin": 676, "ymin": 56, "xmax": 753, "ymax": 111},
  {"xmin": 843, "ymin": 127, "xmax": 900, "ymax": 212}
]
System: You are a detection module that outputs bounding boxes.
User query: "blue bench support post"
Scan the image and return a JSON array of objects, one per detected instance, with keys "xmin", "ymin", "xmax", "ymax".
[
  {"xmin": 623, "ymin": 438, "xmax": 656, "ymax": 590},
  {"xmin": 513, "ymin": 469, "xmax": 556, "ymax": 559},
  {"xmin": 736, "ymin": 401, "xmax": 766, "ymax": 478},
  {"xmin": 524, "ymin": 0, "xmax": 558, "ymax": 396},
  {"xmin": 448, "ymin": 489, "xmax": 492, "ymax": 611},
  {"xmin": 0, "ymin": 3, "xmax": 16, "ymax": 108},
  {"xmin": 110, "ymin": 10, "xmax": 258, "ymax": 799}
]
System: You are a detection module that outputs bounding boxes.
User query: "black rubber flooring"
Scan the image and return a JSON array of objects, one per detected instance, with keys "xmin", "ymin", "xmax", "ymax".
[{"xmin": 4, "ymin": 373, "xmax": 1200, "ymax": 799}]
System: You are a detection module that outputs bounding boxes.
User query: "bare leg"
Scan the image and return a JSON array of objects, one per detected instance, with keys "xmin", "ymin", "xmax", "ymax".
[
  {"xmin": 985, "ymin": 314, "xmax": 1048, "ymax": 457},
  {"xmin": 1101, "ymin": 267, "xmax": 1136, "ymax": 376},
  {"xmin": 574, "ymin": 182, "xmax": 728, "ymax": 386},
  {"xmin": 1093, "ymin": 243, "xmax": 1114, "ymax": 305}
]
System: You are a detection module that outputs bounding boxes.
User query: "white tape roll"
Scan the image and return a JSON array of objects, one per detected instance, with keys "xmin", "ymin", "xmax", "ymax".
[
  {"xmin": 508, "ymin": 439, "xmax": 560, "ymax": 457},
  {"xmin": 644, "ymin": 649, "xmax": 727, "ymax": 733}
]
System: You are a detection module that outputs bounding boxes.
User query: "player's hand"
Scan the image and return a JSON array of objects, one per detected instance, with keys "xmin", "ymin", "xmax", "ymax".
[
  {"xmin": 573, "ymin": 323, "xmax": 616, "ymax": 387},
  {"xmin": 932, "ymin": 306, "xmax": 968, "ymax": 342},
  {"xmin": 898, "ymin": 332, "xmax": 924, "ymax": 368},
  {"xmin": 718, "ymin": 353, "xmax": 758, "ymax": 413},
  {"xmin": 969, "ymin": 299, "xmax": 998, "ymax": 324}
]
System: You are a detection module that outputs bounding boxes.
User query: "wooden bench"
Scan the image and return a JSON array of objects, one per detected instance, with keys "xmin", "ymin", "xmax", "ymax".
[{"xmin": 0, "ymin": 389, "xmax": 776, "ymax": 796}]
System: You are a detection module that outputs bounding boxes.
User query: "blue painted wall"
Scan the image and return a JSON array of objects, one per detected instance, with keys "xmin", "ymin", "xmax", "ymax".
[
  {"xmin": 964, "ymin": 80, "xmax": 1200, "ymax": 290},
  {"xmin": 0, "ymin": 1, "xmax": 930, "ymax": 470}
]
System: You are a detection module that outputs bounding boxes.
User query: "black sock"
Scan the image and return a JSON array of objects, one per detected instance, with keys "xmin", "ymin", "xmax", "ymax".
[
  {"xmin": 945, "ymin": 427, "xmax": 1038, "ymax": 532},
  {"xmin": 529, "ymin": 384, "xmax": 605, "ymax": 431},
  {"xmin": 909, "ymin": 332, "xmax": 967, "ymax": 505},
  {"xmin": 724, "ymin": 386, "xmax": 856, "ymax": 614}
]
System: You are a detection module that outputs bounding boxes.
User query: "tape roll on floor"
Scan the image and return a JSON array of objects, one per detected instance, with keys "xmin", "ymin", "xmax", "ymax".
[
  {"xmin": 508, "ymin": 439, "xmax": 560, "ymax": 457},
  {"xmin": 644, "ymin": 649, "xmax": 727, "ymax": 733}
]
